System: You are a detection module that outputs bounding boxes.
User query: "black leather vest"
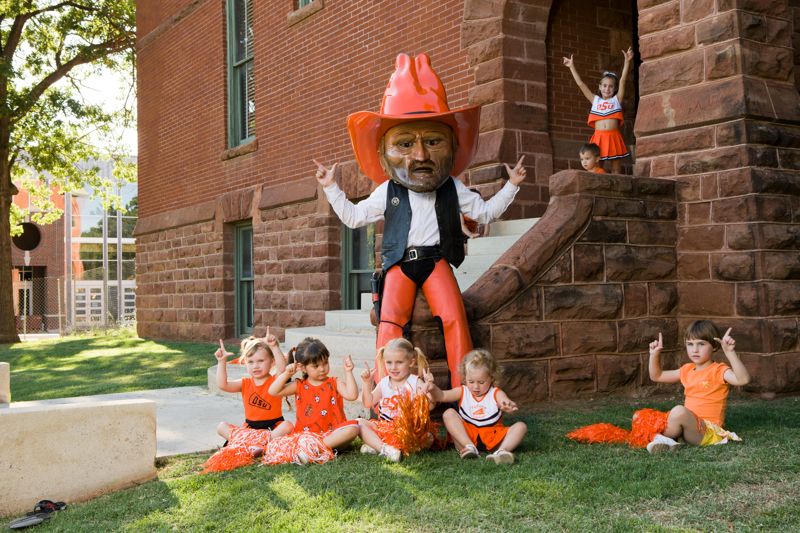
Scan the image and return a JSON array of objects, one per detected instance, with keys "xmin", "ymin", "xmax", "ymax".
[{"xmin": 381, "ymin": 178, "xmax": 464, "ymax": 270}]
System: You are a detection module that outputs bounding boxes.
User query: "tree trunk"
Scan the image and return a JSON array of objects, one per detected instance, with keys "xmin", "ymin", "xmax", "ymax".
[{"xmin": 0, "ymin": 155, "xmax": 20, "ymax": 344}]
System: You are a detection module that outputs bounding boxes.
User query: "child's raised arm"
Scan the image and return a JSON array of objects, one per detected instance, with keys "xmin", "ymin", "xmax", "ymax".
[
  {"xmin": 338, "ymin": 355, "xmax": 359, "ymax": 401},
  {"xmin": 269, "ymin": 363, "xmax": 299, "ymax": 397},
  {"xmin": 361, "ymin": 362, "xmax": 381, "ymax": 408},
  {"xmin": 428, "ymin": 380, "xmax": 462, "ymax": 404},
  {"xmin": 264, "ymin": 326, "xmax": 286, "ymax": 374},
  {"xmin": 648, "ymin": 332, "xmax": 680, "ymax": 384},
  {"xmin": 562, "ymin": 54, "xmax": 595, "ymax": 103},
  {"xmin": 715, "ymin": 328, "xmax": 751, "ymax": 386},
  {"xmin": 215, "ymin": 340, "xmax": 242, "ymax": 393},
  {"xmin": 617, "ymin": 47, "xmax": 634, "ymax": 102}
]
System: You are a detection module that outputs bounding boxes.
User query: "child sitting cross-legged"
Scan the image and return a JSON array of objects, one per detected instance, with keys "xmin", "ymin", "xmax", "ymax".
[
  {"xmin": 429, "ymin": 349, "xmax": 527, "ymax": 464},
  {"xmin": 646, "ymin": 320, "xmax": 751, "ymax": 453},
  {"xmin": 267, "ymin": 337, "xmax": 361, "ymax": 464},
  {"xmin": 358, "ymin": 338, "xmax": 438, "ymax": 462},
  {"xmin": 201, "ymin": 332, "xmax": 294, "ymax": 473}
]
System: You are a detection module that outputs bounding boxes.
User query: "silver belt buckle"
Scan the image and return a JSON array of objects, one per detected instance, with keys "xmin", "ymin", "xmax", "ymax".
[{"xmin": 407, "ymin": 249, "xmax": 418, "ymax": 261}]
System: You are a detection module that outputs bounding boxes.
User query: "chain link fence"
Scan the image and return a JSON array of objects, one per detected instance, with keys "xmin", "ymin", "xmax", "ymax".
[{"xmin": 13, "ymin": 274, "xmax": 136, "ymax": 335}]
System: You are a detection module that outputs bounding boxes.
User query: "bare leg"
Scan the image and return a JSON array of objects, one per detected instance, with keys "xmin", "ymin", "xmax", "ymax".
[
  {"xmin": 495, "ymin": 421, "xmax": 527, "ymax": 453},
  {"xmin": 271, "ymin": 420, "xmax": 294, "ymax": 439},
  {"xmin": 443, "ymin": 408, "xmax": 473, "ymax": 451},
  {"xmin": 610, "ymin": 159, "xmax": 622, "ymax": 174},
  {"xmin": 358, "ymin": 419, "xmax": 384, "ymax": 451},
  {"xmin": 323, "ymin": 424, "xmax": 360, "ymax": 449},
  {"xmin": 662, "ymin": 405, "xmax": 705, "ymax": 445},
  {"xmin": 217, "ymin": 421, "xmax": 233, "ymax": 439}
]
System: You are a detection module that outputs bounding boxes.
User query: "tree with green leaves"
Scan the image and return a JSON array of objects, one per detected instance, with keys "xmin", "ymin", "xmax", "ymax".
[{"xmin": 1, "ymin": 1, "xmax": 136, "ymax": 343}]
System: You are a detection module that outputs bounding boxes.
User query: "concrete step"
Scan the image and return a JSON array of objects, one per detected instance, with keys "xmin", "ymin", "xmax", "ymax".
[
  {"xmin": 324, "ymin": 309, "xmax": 373, "ymax": 332},
  {"xmin": 466, "ymin": 234, "xmax": 519, "ymax": 256},
  {"xmin": 284, "ymin": 325, "xmax": 376, "ymax": 362},
  {"xmin": 487, "ymin": 217, "xmax": 539, "ymax": 237}
]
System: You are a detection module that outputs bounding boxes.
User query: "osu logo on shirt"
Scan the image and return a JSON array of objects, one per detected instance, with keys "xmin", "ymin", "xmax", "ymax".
[
  {"xmin": 471, "ymin": 406, "xmax": 486, "ymax": 417},
  {"xmin": 248, "ymin": 392, "xmax": 272, "ymax": 410},
  {"xmin": 596, "ymin": 100, "xmax": 615, "ymax": 111}
]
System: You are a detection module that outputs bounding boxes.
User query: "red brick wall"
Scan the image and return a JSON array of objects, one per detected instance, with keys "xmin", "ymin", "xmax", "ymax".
[
  {"xmin": 137, "ymin": 0, "xmax": 471, "ymax": 219},
  {"xmin": 546, "ymin": 0, "xmax": 636, "ymax": 173}
]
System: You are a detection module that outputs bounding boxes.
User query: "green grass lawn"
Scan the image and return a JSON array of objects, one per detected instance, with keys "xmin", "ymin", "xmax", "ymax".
[
  {"xmin": 0, "ymin": 329, "xmax": 211, "ymax": 401},
  {"xmin": 10, "ymin": 396, "xmax": 800, "ymax": 532},
  {"xmin": 2, "ymin": 333, "xmax": 799, "ymax": 531}
]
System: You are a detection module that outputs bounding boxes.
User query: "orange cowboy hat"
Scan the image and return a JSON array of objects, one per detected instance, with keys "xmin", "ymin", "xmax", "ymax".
[{"xmin": 347, "ymin": 53, "xmax": 481, "ymax": 185}]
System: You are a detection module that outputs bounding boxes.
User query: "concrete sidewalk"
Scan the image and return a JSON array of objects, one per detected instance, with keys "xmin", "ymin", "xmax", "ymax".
[{"xmin": 13, "ymin": 387, "xmax": 274, "ymax": 458}]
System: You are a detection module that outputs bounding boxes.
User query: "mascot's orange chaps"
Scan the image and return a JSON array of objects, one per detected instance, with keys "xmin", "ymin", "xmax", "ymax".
[{"xmin": 376, "ymin": 259, "xmax": 471, "ymax": 387}]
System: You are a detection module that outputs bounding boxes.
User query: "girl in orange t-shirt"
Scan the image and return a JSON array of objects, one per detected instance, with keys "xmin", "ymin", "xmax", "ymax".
[
  {"xmin": 268, "ymin": 338, "xmax": 360, "ymax": 462},
  {"xmin": 646, "ymin": 320, "xmax": 751, "ymax": 452},
  {"xmin": 429, "ymin": 349, "xmax": 528, "ymax": 465},
  {"xmin": 563, "ymin": 47, "xmax": 633, "ymax": 174},
  {"xmin": 214, "ymin": 334, "xmax": 294, "ymax": 442}
]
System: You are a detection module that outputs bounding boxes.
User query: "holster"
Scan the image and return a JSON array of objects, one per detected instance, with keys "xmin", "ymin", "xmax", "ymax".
[{"xmin": 371, "ymin": 270, "xmax": 385, "ymax": 321}]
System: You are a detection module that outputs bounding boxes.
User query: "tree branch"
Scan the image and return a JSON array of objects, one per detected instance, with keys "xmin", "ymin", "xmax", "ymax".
[{"xmin": 12, "ymin": 35, "xmax": 134, "ymax": 121}]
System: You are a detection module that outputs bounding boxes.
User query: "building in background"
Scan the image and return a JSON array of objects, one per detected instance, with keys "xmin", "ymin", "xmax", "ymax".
[
  {"xmin": 135, "ymin": 1, "xmax": 800, "ymax": 399},
  {"xmin": 10, "ymin": 160, "xmax": 137, "ymax": 334}
]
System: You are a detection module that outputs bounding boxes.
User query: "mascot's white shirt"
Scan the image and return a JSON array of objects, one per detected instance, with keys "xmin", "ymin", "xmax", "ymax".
[{"xmin": 323, "ymin": 179, "xmax": 519, "ymax": 248}]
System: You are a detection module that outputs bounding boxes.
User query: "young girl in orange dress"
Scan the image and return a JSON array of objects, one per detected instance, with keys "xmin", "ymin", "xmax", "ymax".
[
  {"xmin": 645, "ymin": 320, "xmax": 751, "ymax": 453},
  {"xmin": 429, "ymin": 349, "xmax": 527, "ymax": 464},
  {"xmin": 202, "ymin": 333, "xmax": 294, "ymax": 472},
  {"xmin": 567, "ymin": 320, "xmax": 751, "ymax": 452},
  {"xmin": 358, "ymin": 338, "xmax": 437, "ymax": 462},
  {"xmin": 267, "ymin": 337, "xmax": 360, "ymax": 464},
  {"xmin": 563, "ymin": 47, "xmax": 633, "ymax": 174}
]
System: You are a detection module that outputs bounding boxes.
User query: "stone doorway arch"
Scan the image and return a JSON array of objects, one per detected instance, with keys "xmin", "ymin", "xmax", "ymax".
[{"xmin": 461, "ymin": 0, "xmax": 639, "ymax": 216}]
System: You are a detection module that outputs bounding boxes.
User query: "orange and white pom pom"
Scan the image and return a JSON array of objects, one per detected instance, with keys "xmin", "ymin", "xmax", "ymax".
[{"xmin": 566, "ymin": 408, "xmax": 669, "ymax": 449}]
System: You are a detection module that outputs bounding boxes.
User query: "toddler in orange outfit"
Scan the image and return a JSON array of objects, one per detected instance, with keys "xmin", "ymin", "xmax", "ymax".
[
  {"xmin": 646, "ymin": 320, "xmax": 751, "ymax": 453},
  {"xmin": 429, "ymin": 349, "xmax": 527, "ymax": 464},
  {"xmin": 579, "ymin": 143, "xmax": 605, "ymax": 174}
]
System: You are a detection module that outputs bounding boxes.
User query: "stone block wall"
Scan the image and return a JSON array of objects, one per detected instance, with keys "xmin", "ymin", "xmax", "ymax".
[
  {"xmin": 632, "ymin": 0, "xmax": 800, "ymax": 396},
  {"xmin": 409, "ymin": 169, "xmax": 681, "ymax": 401}
]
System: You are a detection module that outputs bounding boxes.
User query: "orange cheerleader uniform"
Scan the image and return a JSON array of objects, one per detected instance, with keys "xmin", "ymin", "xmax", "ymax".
[
  {"xmin": 458, "ymin": 386, "xmax": 509, "ymax": 451},
  {"xmin": 241, "ymin": 375, "xmax": 285, "ymax": 429},
  {"xmin": 293, "ymin": 377, "xmax": 358, "ymax": 435},
  {"xmin": 588, "ymin": 95, "xmax": 629, "ymax": 161}
]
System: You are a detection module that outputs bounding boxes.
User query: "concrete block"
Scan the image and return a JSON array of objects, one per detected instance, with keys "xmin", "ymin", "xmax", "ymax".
[
  {"xmin": 0, "ymin": 362, "xmax": 9, "ymax": 404},
  {"xmin": 0, "ymin": 399, "xmax": 156, "ymax": 517}
]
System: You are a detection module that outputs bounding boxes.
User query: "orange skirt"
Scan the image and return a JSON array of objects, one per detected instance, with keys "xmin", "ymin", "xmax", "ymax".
[
  {"xmin": 590, "ymin": 128, "xmax": 629, "ymax": 160},
  {"xmin": 464, "ymin": 421, "xmax": 508, "ymax": 451}
]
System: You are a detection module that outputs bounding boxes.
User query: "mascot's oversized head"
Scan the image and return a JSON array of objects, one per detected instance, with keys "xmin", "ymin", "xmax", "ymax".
[{"xmin": 347, "ymin": 53, "xmax": 480, "ymax": 193}]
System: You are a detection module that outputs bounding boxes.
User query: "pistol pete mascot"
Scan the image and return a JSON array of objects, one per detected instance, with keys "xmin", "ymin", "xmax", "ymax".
[{"xmin": 315, "ymin": 53, "xmax": 526, "ymax": 387}]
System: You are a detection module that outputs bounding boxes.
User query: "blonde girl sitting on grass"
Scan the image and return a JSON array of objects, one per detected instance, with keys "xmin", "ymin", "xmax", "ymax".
[
  {"xmin": 429, "ymin": 349, "xmax": 527, "ymax": 464},
  {"xmin": 358, "ymin": 338, "xmax": 437, "ymax": 462}
]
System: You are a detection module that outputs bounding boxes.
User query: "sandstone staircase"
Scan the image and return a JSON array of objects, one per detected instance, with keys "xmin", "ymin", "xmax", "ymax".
[{"xmin": 283, "ymin": 217, "xmax": 539, "ymax": 377}]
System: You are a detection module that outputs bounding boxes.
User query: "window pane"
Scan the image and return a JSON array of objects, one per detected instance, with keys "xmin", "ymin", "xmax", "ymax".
[
  {"xmin": 233, "ymin": 0, "xmax": 248, "ymax": 63},
  {"xmin": 244, "ymin": 280, "xmax": 253, "ymax": 328},
  {"xmin": 240, "ymin": 227, "xmax": 253, "ymax": 278},
  {"xmin": 351, "ymin": 224, "xmax": 375, "ymax": 270},
  {"xmin": 246, "ymin": 61, "xmax": 255, "ymax": 138}
]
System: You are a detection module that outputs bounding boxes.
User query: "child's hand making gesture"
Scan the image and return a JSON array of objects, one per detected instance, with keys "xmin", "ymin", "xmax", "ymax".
[
  {"xmin": 714, "ymin": 328, "xmax": 736, "ymax": 357},
  {"xmin": 649, "ymin": 332, "xmax": 663, "ymax": 358},
  {"xmin": 215, "ymin": 339, "xmax": 234, "ymax": 363},
  {"xmin": 360, "ymin": 362, "xmax": 372, "ymax": 384}
]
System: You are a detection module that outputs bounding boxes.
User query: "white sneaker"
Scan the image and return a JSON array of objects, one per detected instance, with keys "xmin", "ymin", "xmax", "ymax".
[
  {"xmin": 459, "ymin": 444, "xmax": 479, "ymax": 459},
  {"xmin": 360, "ymin": 444, "xmax": 378, "ymax": 455},
  {"xmin": 379, "ymin": 444, "xmax": 402, "ymax": 463},
  {"xmin": 486, "ymin": 449, "xmax": 514, "ymax": 465},
  {"xmin": 647, "ymin": 434, "xmax": 680, "ymax": 454}
]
